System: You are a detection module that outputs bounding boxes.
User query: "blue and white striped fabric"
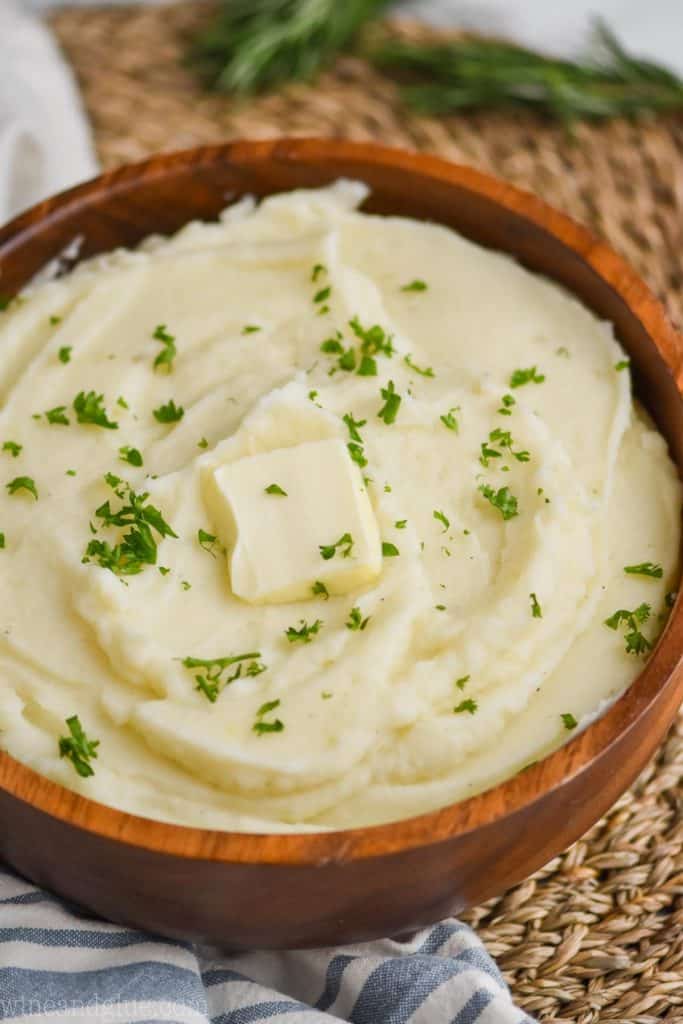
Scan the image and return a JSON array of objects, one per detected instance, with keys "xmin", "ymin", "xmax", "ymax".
[{"xmin": 0, "ymin": 864, "xmax": 535, "ymax": 1024}]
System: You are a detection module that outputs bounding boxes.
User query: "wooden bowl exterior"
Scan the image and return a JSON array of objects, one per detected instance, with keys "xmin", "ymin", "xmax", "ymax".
[{"xmin": 0, "ymin": 139, "xmax": 682, "ymax": 949}]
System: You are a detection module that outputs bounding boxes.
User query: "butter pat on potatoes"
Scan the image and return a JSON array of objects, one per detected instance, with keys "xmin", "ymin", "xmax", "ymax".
[{"xmin": 205, "ymin": 438, "xmax": 382, "ymax": 604}]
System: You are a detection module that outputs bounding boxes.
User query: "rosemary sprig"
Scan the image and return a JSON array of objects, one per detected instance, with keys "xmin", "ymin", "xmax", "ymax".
[
  {"xmin": 189, "ymin": 0, "xmax": 390, "ymax": 94},
  {"xmin": 370, "ymin": 21, "xmax": 683, "ymax": 122}
]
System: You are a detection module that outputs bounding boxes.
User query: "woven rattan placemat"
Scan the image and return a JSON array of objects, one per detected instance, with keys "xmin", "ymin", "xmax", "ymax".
[{"xmin": 50, "ymin": 6, "xmax": 683, "ymax": 1021}]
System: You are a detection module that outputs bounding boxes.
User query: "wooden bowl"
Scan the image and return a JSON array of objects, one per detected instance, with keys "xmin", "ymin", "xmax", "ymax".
[{"xmin": 1, "ymin": 139, "xmax": 682, "ymax": 949}]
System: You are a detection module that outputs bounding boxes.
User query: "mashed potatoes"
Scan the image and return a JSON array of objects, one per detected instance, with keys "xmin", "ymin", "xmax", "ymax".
[{"xmin": 0, "ymin": 182, "xmax": 679, "ymax": 831}]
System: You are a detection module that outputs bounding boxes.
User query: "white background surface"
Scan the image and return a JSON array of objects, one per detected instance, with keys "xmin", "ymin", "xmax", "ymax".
[{"xmin": 26, "ymin": 0, "xmax": 683, "ymax": 73}]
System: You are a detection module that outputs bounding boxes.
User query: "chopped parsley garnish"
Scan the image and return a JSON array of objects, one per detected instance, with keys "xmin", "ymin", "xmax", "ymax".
[
  {"xmin": 82, "ymin": 474, "xmax": 177, "ymax": 576},
  {"xmin": 624, "ymin": 562, "xmax": 663, "ymax": 579},
  {"xmin": 58, "ymin": 345, "xmax": 72, "ymax": 364},
  {"xmin": 400, "ymin": 279, "xmax": 427, "ymax": 292},
  {"xmin": 349, "ymin": 317, "xmax": 394, "ymax": 359},
  {"xmin": 253, "ymin": 699, "xmax": 284, "ymax": 735},
  {"xmin": 530, "ymin": 592, "xmax": 543, "ymax": 618},
  {"xmin": 440, "ymin": 407, "xmax": 460, "ymax": 432},
  {"xmin": 242, "ymin": 324, "xmax": 261, "ymax": 335},
  {"xmin": 116, "ymin": 396, "xmax": 129, "ymax": 410},
  {"xmin": 0, "ymin": 533, "xmax": 5, "ymax": 549},
  {"xmin": 159, "ymin": 566, "xmax": 170, "ymax": 576},
  {"xmin": 346, "ymin": 607, "xmax": 369, "ymax": 631},
  {"xmin": 320, "ymin": 533, "xmax": 353, "ymax": 560},
  {"xmin": 286, "ymin": 619, "xmax": 323, "ymax": 643},
  {"xmin": 6, "ymin": 476, "xmax": 37, "ymax": 500},
  {"xmin": 604, "ymin": 603, "xmax": 652, "ymax": 655},
  {"xmin": 182, "ymin": 652, "xmax": 265, "ymax": 703},
  {"xmin": 312, "ymin": 580, "xmax": 329, "ymax": 600},
  {"xmin": 197, "ymin": 528, "xmax": 220, "ymax": 556},
  {"xmin": 265, "ymin": 483, "xmax": 287, "ymax": 496},
  {"xmin": 58, "ymin": 715, "xmax": 99, "ymax": 778},
  {"xmin": 561, "ymin": 712, "xmax": 578, "ymax": 730},
  {"xmin": 152, "ymin": 324, "xmax": 177, "ymax": 372},
  {"xmin": 314, "ymin": 285, "xmax": 331, "ymax": 305},
  {"xmin": 73, "ymin": 391, "xmax": 118, "ymax": 429},
  {"xmin": 44, "ymin": 406, "xmax": 70, "ymax": 426},
  {"xmin": 181, "ymin": 580, "xmax": 192, "ymax": 590},
  {"xmin": 455, "ymin": 675, "xmax": 470, "ymax": 690},
  {"xmin": 198, "ymin": 437, "xmax": 209, "ymax": 449},
  {"xmin": 454, "ymin": 698, "xmax": 478, "ymax": 715},
  {"xmin": 118, "ymin": 446, "xmax": 143, "ymax": 467},
  {"xmin": 479, "ymin": 428, "xmax": 530, "ymax": 467},
  {"xmin": 321, "ymin": 335, "xmax": 343, "ymax": 355},
  {"xmin": 343, "ymin": 413, "xmax": 366, "ymax": 443},
  {"xmin": 49, "ymin": 315, "xmax": 62, "ymax": 326},
  {"xmin": 404, "ymin": 354, "xmax": 434, "ymax": 378},
  {"xmin": 382, "ymin": 541, "xmax": 400, "ymax": 557},
  {"xmin": 311, "ymin": 263, "xmax": 326, "ymax": 282},
  {"xmin": 347, "ymin": 442, "xmax": 367, "ymax": 469},
  {"xmin": 308, "ymin": 390, "xmax": 319, "ymax": 403},
  {"xmin": 510, "ymin": 366, "xmax": 545, "ymax": 388},
  {"xmin": 378, "ymin": 380, "xmax": 401, "ymax": 425},
  {"xmin": 433, "ymin": 509, "xmax": 450, "ymax": 532},
  {"xmin": 153, "ymin": 399, "xmax": 184, "ymax": 424},
  {"xmin": 479, "ymin": 483, "xmax": 519, "ymax": 520},
  {"xmin": 395, "ymin": 519, "xmax": 407, "ymax": 529},
  {"xmin": 66, "ymin": 469, "xmax": 76, "ymax": 477},
  {"xmin": 2, "ymin": 441, "xmax": 21, "ymax": 458},
  {"xmin": 498, "ymin": 393, "xmax": 516, "ymax": 416},
  {"xmin": 615, "ymin": 359, "xmax": 630, "ymax": 371}
]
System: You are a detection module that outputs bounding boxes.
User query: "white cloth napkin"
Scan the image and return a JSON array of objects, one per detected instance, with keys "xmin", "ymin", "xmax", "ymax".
[{"xmin": 0, "ymin": 0, "xmax": 97, "ymax": 225}]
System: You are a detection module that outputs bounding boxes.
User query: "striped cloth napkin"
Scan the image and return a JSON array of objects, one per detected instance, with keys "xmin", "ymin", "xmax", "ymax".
[{"xmin": 0, "ymin": 865, "xmax": 535, "ymax": 1023}]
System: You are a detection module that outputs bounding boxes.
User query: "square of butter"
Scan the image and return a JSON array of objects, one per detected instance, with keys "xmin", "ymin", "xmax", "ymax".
[{"xmin": 205, "ymin": 438, "xmax": 382, "ymax": 604}]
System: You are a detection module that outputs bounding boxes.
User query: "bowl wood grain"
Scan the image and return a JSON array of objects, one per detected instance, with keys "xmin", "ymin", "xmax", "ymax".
[{"xmin": 0, "ymin": 139, "xmax": 682, "ymax": 948}]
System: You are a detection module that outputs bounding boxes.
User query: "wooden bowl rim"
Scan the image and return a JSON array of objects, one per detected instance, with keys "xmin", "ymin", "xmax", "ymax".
[{"xmin": 0, "ymin": 137, "xmax": 681, "ymax": 866}]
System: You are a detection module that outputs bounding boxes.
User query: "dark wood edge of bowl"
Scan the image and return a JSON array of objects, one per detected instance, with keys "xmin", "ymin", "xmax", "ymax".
[{"xmin": 0, "ymin": 138, "xmax": 682, "ymax": 866}]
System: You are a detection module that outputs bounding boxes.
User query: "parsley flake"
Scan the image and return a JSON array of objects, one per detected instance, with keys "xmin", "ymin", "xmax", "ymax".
[
  {"xmin": 182, "ymin": 652, "xmax": 265, "ymax": 703},
  {"xmin": 253, "ymin": 699, "xmax": 284, "ymax": 735},
  {"xmin": 152, "ymin": 324, "xmax": 177, "ymax": 372},
  {"xmin": 43, "ymin": 406, "xmax": 70, "ymax": 426},
  {"xmin": 404, "ymin": 354, "xmax": 434, "ymax": 378},
  {"xmin": 530, "ymin": 592, "xmax": 543, "ymax": 618},
  {"xmin": 242, "ymin": 324, "xmax": 261, "ymax": 335},
  {"xmin": 119, "ymin": 446, "xmax": 143, "ymax": 467},
  {"xmin": 378, "ymin": 380, "xmax": 401, "ymax": 425},
  {"xmin": 286, "ymin": 619, "xmax": 323, "ymax": 644},
  {"xmin": 604, "ymin": 603, "xmax": 652, "ymax": 655},
  {"xmin": 83, "ymin": 475, "xmax": 177, "ymax": 576},
  {"xmin": 312, "ymin": 580, "xmax": 329, "ymax": 600},
  {"xmin": 198, "ymin": 528, "xmax": 220, "ymax": 556},
  {"xmin": 73, "ymin": 391, "xmax": 118, "ymax": 429},
  {"xmin": 433, "ymin": 509, "xmax": 450, "ymax": 532},
  {"xmin": 320, "ymin": 533, "xmax": 354, "ymax": 560},
  {"xmin": 479, "ymin": 483, "xmax": 519, "ymax": 520},
  {"xmin": 6, "ymin": 476, "xmax": 37, "ymax": 500},
  {"xmin": 455, "ymin": 675, "xmax": 470, "ymax": 690},
  {"xmin": 2, "ymin": 441, "xmax": 21, "ymax": 458},
  {"xmin": 346, "ymin": 607, "xmax": 370, "ymax": 631},
  {"xmin": 58, "ymin": 346, "xmax": 72, "ymax": 364},
  {"xmin": 0, "ymin": 532, "xmax": 5, "ymax": 549},
  {"xmin": 347, "ymin": 442, "xmax": 367, "ymax": 469},
  {"xmin": 153, "ymin": 399, "xmax": 184, "ymax": 424},
  {"xmin": 311, "ymin": 263, "xmax": 326, "ymax": 282},
  {"xmin": 615, "ymin": 359, "xmax": 630, "ymax": 371},
  {"xmin": 395, "ymin": 519, "xmax": 407, "ymax": 529},
  {"xmin": 343, "ymin": 412, "xmax": 366, "ymax": 443},
  {"xmin": 198, "ymin": 437, "xmax": 209, "ymax": 449},
  {"xmin": 400, "ymin": 279, "xmax": 427, "ymax": 292},
  {"xmin": 510, "ymin": 366, "xmax": 545, "ymax": 388},
  {"xmin": 382, "ymin": 541, "xmax": 400, "ymax": 557},
  {"xmin": 265, "ymin": 483, "xmax": 287, "ymax": 496},
  {"xmin": 498, "ymin": 393, "xmax": 516, "ymax": 416},
  {"xmin": 561, "ymin": 712, "xmax": 578, "ymax": 730},
  {"xmin": 440, "ymin": 407, "xmax": 460, "ymax": 432},
  {"xmin": 58, "ymin": 715, "xmax": 99, "ymax": 778},
  {"xmin": 624, "ymin": 562, "xmax": 663, "ymax": 579},
  {"xmin": 454, "ymin": 698, "xmax": 478, "ymax": 715}
]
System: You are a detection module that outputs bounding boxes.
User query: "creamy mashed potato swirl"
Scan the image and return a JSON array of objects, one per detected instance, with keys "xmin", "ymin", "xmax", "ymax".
[{"xmin": 0, "ymin": 182, "xmax": 679, "ymax": 831}]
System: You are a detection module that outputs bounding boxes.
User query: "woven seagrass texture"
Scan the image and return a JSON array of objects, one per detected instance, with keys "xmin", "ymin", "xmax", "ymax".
[{"xmin": 51, "ymin": 6, "xmax": 683, "ymax": 1021}]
